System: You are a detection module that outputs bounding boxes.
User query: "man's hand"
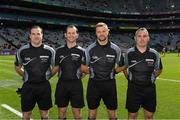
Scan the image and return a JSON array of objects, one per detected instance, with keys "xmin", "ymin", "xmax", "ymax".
[
  {"xmin": 51, "ymin": 66, "xmax": 59, "ymax": 76},
  {"xmin": 154, "ymin": 69, "xmax": 162, "ymax": 77},
  {"xmin": 115, "ymin": 65, "xmax": 126, "ymax": 74},
  {"xmin": 80, "ymin": 64, "xmax": 89, "ymax": 74},
  {"xmin": 15, "ymin": 65, "xmax": 24, "ymax": 77}
]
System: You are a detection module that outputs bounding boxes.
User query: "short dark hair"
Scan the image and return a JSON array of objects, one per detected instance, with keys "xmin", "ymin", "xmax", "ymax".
[
  {"xmin": 135, "ymin": 27, "xmax": 149, "ymax": 36},
  {"xmin": 95, "ymin": 22, "xmax": 108, "ymax": 29},
  {"xmin": 31, "ymin": 25, "xmax": 43, "ymax": 34},
  {"xmin": 65, "ymin": 25, "xmax": 78, "ymax": 33}
]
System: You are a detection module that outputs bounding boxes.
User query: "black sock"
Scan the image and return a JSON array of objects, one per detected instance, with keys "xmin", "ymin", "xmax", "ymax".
[
  {"xmin": 88, "ymin": 117, "xmax": 96, "ymax": 120},
  {"xmin": 109, "ymin": 117, "xmax": 117, "ymax": 120},
  {"xmin": 41, "ymin": 117, "xmax": 48, "ymax": 120},
  {"xmin": 58, "ymin": 117, "xmax": 66, "ymax": 120}
]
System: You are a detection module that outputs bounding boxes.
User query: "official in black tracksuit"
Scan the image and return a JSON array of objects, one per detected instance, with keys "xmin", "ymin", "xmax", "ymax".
[
  {"xmin": 52, "ymin": 25, "xmax": 85, "ymax": 119},
  {"xmin": 82, "ymin": 22, "xmax": 125, "ymax": 119},
  {"xmin": 15, "ymin": 26, "xmax": 55, "ymax": 119},
  {"xmin": 124, "ymin": 28, "xmax": 163, "ymax": 119}
]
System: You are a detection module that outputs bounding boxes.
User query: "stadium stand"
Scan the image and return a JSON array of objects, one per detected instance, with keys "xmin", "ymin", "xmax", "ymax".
[
  {"xmin": 23, "ymin": 0, "xmax": 180, "ymax": 13},
  {"xmin": 0, "ymin": 0, "xmax": 180, "ymax": 55},
  {"xmin": 0, "ymin": 26, "xmax": 179, "ymax": 54}
]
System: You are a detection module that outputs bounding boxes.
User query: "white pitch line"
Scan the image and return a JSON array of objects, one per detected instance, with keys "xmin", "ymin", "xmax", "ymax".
[
  {"xmin": 1, "ymin": 104, "xmax": 33, "ymax": 120},
  {"xmin": 158, "ymin": 78, "xmax": 180, "ymax": 83},
  {"xmin": 1, "ymin": 104, "xmax": 22, "ymax": 118},
  {"xmin": 0, "ymin": 60, "xmax": 13, "ymax": 63}
]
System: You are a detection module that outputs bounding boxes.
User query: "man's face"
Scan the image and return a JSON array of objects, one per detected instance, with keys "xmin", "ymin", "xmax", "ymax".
[
  {"xmin": 96, "ymin": 26, "xmax": 109, "ymax": 42},
  {"xmin": 135, "ymin": 30, "xmax": 149, "ymax": 47},
  {"xmin": 30, "ymin": 28, "xmax": 43, "ymax": 46},
  {"xmin": 65, "ymin": 27, "xmax": 78, "ymax": 43}
]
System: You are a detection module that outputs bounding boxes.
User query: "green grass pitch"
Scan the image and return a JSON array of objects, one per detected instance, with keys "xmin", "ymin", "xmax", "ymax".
[{"xmin": 0, "ymin": 53, "xmax": 180, "ymax": 119}]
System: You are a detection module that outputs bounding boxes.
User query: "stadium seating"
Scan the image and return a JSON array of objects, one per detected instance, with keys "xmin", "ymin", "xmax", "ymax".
[
  {"xmin": 0, "ymin": 27, "xmax": 180, "ymax": 54},
  {"xmin": 23, "ymin": 0, "xmax": 180, "ymax": 13}
]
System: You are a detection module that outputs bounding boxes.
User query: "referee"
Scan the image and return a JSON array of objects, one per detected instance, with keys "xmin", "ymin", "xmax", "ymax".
[
  {"xmin": 52, "ymin": 25, "xmax": 85, "ymax": 119},
  {"xmin": 15, "ymin": 26, "xmax": 55, "ymax": 119},
  {"xmin": 81, "ymin": 22, "xmax": 125, "ymax": 119},
  {"xmin": 124, "ymin": 28, "xmax": 163, "ymax": 119}
]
